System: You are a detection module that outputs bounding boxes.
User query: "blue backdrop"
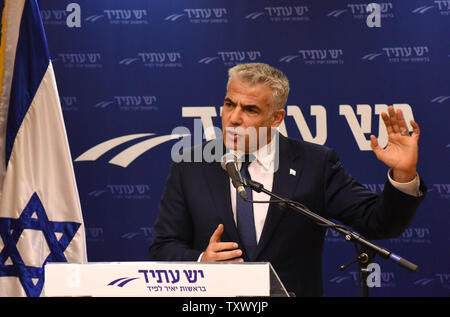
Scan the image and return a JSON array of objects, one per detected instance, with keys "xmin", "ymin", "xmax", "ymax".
[{"xmin": 39, "ymin": 0, "xmax": 449, "ymax": 296}]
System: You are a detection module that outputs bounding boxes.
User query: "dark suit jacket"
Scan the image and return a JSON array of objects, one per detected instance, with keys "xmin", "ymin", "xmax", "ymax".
[{"xmin": 149, "ymin": 134, "xmax": 426, "ymax": 296}]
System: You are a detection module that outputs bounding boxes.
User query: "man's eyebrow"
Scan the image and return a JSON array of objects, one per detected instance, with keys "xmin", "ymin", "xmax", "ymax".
[
  {"xmin": 224, "ymin": 97, "xmax": 235, "ymax": 105},
  {"xmin": 224, "ymin": 98, "xmax": 259, "ymax": 109}
]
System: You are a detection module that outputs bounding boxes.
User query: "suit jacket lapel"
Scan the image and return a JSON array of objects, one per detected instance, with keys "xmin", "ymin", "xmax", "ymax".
[{"xmin": 255, "ymin": 135, "xmax": 304, "ymax": 259}]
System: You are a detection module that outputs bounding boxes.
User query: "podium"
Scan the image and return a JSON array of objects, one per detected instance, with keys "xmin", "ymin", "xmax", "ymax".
[{"xmin": 44, "ymin": 262, "xmax": 290, "ymax": 297}]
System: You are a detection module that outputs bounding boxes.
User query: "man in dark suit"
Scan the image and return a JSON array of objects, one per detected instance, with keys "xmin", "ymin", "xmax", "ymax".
[{"xmin": 149, "ymin": 63, "xmax": 426, "ymax": 296}]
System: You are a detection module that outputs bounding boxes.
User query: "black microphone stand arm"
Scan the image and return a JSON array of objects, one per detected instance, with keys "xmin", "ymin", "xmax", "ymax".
[{"xmin": 243, "ymin": 178, "xmax": 418, "ymax": 273}]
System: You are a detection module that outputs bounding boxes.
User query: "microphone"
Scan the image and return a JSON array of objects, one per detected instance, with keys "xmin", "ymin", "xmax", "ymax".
[{"xmin": 221, "ymin": 153, "xmax": 248, "ymax": 200}]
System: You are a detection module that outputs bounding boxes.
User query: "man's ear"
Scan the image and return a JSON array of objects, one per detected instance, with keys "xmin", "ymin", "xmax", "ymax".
[{"xmin": 271, "ymin": 108, "xmax": 286, "ymax": 127}]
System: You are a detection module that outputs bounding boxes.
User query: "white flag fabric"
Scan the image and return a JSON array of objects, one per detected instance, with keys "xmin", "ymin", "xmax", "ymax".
[{"xmin": 0, "ymin": 0, "xmax": 87, "ymax": 297}]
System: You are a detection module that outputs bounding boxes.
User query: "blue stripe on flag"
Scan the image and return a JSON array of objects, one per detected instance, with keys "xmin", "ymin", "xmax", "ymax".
[{"xmin": 5, "ymin": 0, "xmax": 50, "ymax": 166}]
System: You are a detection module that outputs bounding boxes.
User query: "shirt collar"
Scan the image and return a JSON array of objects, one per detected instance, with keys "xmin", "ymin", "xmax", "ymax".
[
  {"xmin": 229, "ymin": 138, "xmax": 276, "ymax": 172},
  {"xmin": 252, "ymin": 139, "xmax": 276, "ymax": 170}
]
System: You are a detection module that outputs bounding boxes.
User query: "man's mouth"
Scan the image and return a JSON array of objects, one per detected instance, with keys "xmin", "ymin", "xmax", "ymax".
[{"xmin": 225, "ymin": 128, "xmax": 245, "ymax": 137}]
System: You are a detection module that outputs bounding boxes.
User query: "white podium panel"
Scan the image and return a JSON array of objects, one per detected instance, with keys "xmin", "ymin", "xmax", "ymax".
[{"xmin": 44, "ymin": 262, "xmax": 288, "ymax": 297}]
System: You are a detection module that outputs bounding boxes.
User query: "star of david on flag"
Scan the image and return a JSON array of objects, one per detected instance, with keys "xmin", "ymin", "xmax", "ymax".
[{"xmin": 0, "ymin": 0, "xmax": 87, "ymax": 297}]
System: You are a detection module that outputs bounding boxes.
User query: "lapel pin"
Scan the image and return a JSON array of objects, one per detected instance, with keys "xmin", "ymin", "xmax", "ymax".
[{"xmin": 289, "ymin": 168, "xmax": 296, "ymax": 176}]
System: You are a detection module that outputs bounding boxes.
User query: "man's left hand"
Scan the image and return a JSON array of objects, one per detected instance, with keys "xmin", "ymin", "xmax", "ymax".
[{"xmin": 370, "ymin": 106, "xmax": 420, "ymax": 183}]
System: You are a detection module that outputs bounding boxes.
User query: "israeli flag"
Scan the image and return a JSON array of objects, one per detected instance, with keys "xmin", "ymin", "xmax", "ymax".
[{"xmin": 0, "ymin": 0, "xmax": 87, "ymax": 297}]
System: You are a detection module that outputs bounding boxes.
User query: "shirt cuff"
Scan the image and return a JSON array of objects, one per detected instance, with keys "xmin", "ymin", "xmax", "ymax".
[
  {"xmin": 197, "ymin": 252, "xmax": 204, "ymax": 262},
  {"xmin": 387, "ymin": 169, "xmax": 422, "ymax": 197}
]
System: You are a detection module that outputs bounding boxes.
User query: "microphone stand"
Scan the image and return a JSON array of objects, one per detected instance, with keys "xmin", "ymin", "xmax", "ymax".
[
  {"xmin": 243, "ymin": 178, "xmax": 418, "ymax": 297},
  {"xmin": 339, "ymin": 245, "xmax": 376, "ymax": 297}
]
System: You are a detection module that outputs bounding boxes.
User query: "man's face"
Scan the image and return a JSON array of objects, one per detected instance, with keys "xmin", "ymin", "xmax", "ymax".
[{"xmin": 222, "ymin": 79, "xmax": 285, "ymax": 153}]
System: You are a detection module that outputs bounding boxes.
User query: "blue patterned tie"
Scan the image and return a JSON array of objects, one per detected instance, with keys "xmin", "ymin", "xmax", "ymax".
[{"xmin": 236, "ymin": 157, "xmax": 257, "ymax": 261}]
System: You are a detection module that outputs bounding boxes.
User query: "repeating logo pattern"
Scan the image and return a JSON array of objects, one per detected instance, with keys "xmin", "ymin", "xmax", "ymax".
[
  {"xmin": 246, "ymin": 6, "xmax": 310, "ymax": 22},
  {"xmin": 166, "ymin": 8, "xmax": 228, "ymax": 24},
  {"xmin": 280, "ymin": 49, "xmax": 344, "ymax": 65},
  {"xmin": 119, "ymin": 52, "xmax": 183, "ymax": 68}
]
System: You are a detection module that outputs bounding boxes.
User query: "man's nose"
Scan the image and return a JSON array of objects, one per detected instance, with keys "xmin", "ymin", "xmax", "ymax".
[{"xmin": 229, "ymin": 106, "xmax": 243, "ymax": 126}]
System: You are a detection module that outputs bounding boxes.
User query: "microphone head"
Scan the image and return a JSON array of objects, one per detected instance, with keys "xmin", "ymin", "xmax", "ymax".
[
  {"xmin": 221, "ymin": 152, "xmax": 247, "ymax": 193},
  {"xmin": 237, "ymin": 186, "xmax": 248, "ymax": 200},
  {"xmin": 220, "ymin": 152, "xmax": 238, "ymax": 170}
]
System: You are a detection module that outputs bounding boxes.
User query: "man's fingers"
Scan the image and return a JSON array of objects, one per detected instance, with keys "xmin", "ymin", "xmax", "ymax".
[
  {"xmin": 381, "ymin": 112, "xmax": 394, "ymax": 134},
  {"xmin": 205, "ymin": 224, "xmax": 243, "ymax": 262},
  {"xmin": 388, "ymin": 106, "xmax": 400, "ymax": 133},
  {"xmin": 383, "ymin": 107, "xmax": 412, "ymax": 135},
  {"xmin": 223, "ymin": 257, "xmax": 245, "ymax": 263},
  {"xmin": 209, "ymin": 224, "xmax": 224, "ymax": 243},
  {"xmin": 370, "ymin": 134, "xmax": 379, "ymax": 149},
  {"xmin": 411, "ymin": 120, "xmax": 420, "ymax": 139},
  {"xmin": 396, "ymin": 109, "xmax": 409, "ymax": 132},
  {"xmin": 213, "ymin": 249, "xmax": 243, "ymax": 262},
  {"xmin": 211, "ymin": 241, "xmax": 239, "ymax": 253},
  {"xmin": 370, "ymin": 135, "xmax": 382, "ymax": 157}
]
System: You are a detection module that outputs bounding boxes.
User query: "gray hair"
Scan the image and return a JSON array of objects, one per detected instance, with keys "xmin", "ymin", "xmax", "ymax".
[{"xmin": 227, "ymin": 63, "xmax": 290, "ymax": 110}]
